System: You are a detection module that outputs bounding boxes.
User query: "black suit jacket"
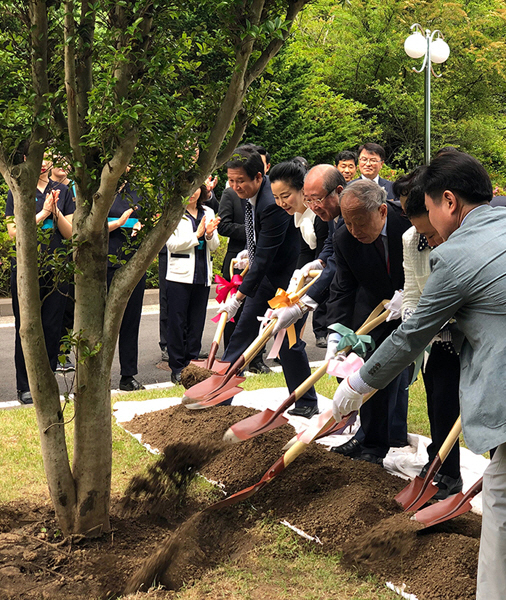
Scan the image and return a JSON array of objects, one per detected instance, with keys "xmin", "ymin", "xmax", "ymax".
[
  {"xmin": 325, "ymin": 202, "xmax": 410, "ymax": 344},
  {"xmin": 238, "ymin": 177, "xmax": 299, "ymax": 297},
  {"xmin": 217, "ymin": 187, "xmax": 247, "ymax": 255}
]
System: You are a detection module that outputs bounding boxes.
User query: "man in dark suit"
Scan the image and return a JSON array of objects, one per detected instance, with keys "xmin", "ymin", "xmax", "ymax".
[
  {"xmin": 218, "ymin": 145, "xmax": 318, "ymax": 416},
  {"xmin": 357, "ymin": 142, "xmax": 397, "ymax": 202},
  {"xmin": 326, "ymin": 178, "xmax": 410, "ymax": 464}
]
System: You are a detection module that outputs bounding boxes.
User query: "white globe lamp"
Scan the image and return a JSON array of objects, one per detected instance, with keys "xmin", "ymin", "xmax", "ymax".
[
  {"xmin": 404, "ymin": 32, "xmax": 426, "ymax": 59},
  {"xmin": 430, "ymin": 38, "xmax": 450, "ymax": 64}
]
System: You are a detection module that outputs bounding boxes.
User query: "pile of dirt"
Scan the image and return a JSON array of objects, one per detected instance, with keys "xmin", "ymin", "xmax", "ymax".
[
  {"xmin": 0, "ymin": 402, "xmax": 482, "ymax": 600},
  {"xmin": 180, "ymin": 364, "xmax": 215, "ymax": 389},
  {"xmin": 124, "ymin": 403, "xmax": 481, "ymax": 600}
]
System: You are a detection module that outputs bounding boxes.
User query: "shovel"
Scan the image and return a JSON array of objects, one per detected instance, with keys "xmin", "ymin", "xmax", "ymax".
[
  {"xmin": 395, "ymin": 416, "xmax": 462, "ymax": 512},
  {"xmin": 203, "ymin": 391, "xmax": 377, "ymax": 512},
  {"xmin": 183, "ymin": 272, "xmax": 321, "ymax": 408},
  {"xmin": 190, "ymin": 261, "xmax": 249, "ymax": 374},
  {"xmin": 414, "ymin": 477, "xmax": 483, "ymax": 527},
  {"xmin": 223, "ymin": 300, "xmax": 390, "ymax": 444}
]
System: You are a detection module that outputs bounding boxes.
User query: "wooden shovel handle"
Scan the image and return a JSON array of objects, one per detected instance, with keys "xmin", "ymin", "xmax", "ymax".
[
  {"xmin": 282, "ymin": 390, "xmax": 378, "ymax": 467},
  {"xmin": 242, "ymin": 319, "xmax": 277, "ymax": 364},
  {"xmin": 438, "ymin": 415, "xmax": 462, "ymax": 463}
]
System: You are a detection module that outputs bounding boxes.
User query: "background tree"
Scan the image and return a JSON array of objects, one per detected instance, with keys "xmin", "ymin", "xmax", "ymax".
[
  {"xmin": 247, "ymin": 0, "xmax": 506, "ymax": 181},
  {"xmin": 0, "ymin": 0, "xmax": 310, "ymax": 536}
]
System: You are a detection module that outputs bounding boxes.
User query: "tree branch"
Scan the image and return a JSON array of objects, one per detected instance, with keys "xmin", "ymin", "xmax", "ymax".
[
  {"xmin": 215, "ymin": 109, "xmax": 250, "ymax": 168},
  {"xmin": 245, "ymin": 0, "xmax": 308, "ymax": 87}
]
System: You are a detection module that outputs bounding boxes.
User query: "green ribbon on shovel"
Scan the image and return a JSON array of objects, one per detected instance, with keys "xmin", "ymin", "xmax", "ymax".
[{"xmin": 328, "ymin": 323, "xmax": 375, "ymax": 358}]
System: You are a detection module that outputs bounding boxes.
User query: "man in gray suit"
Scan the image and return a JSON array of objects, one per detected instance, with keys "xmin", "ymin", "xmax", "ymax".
[{"xmin": 330, "ymin": 151, "xmax": 506, "ymax": 600}]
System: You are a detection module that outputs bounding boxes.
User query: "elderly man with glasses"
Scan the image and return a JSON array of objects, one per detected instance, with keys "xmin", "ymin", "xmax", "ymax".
[{"xmin": 357, "ymin": 142, "xmax": 397, "ymax": 202}]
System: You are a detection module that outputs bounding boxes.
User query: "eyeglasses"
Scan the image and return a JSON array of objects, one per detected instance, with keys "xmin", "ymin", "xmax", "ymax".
[
  {"xmin": 304, "ymin": 189, "xmax": 334, "ymax": 205},
  {"xmin": 359, "ymin": 157, "xmax": 381, "ymax": 165}
]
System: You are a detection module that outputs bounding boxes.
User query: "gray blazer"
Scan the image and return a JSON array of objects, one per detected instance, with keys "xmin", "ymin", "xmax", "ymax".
[{"xmin": 360, "ymin": 204, "xmax": 506, "ymax": 454}]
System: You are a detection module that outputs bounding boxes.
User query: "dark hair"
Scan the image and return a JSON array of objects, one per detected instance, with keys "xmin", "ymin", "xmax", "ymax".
[
  {"xmin": 323, "ymin": 167, "xmax": 346, "ymax": 194},
  {"xmin": 226, "ymin": 144, "xmax": 264, "ymax": 180},
  {"xmin": 196, "ymin": 184, "xmax": 209, "ymax": 209},
  {"xmin": 404, "ymin": 185, "xmax": 427, "ymax": 219},
  {"xmin": 422, "ymin": 151, "xmax": 493, "ymax": 206},
  {"xmin": 392, "ymin": 166, "xmax": 426, "ymax": 209},
  {"xmin": 269, "ymin": 161, "xmax": 306, "ymax": 191},
  {"xmin": 436, "ymin": 146, "xmax": 459, "ymax": 156},
  {"xmin": 291, "ymin": 156, "xmax": 309, "ymax": 172},
  {"xmin": 255, "ymin": 145, "xmax": 271, "ymax": 165},
  {"xmin": 335, "ymin": 150, "xmax": 357, "ymax": 165},
  {"xmin": 358, "ymin": 143, "xmax": 386, "ymax": 161}
]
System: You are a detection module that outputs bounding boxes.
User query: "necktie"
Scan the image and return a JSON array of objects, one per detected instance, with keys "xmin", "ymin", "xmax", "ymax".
[
  {"xmin": 374, "ymin": 235, "xmax": 390, "ymax": 275},
  {"xmin": 244, "ymin": 200, "xmax": 256, "ymax": 266}
]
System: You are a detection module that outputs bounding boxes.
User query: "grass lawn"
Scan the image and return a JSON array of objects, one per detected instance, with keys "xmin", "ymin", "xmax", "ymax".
[{"xmin": 0, "ymin": 371, "xmax": 445, "ymax": 599}]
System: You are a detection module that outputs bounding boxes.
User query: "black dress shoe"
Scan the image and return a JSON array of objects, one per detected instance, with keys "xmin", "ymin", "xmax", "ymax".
[
  {"xmin": 17, "ymin": 391, "xmax": 33, "ymax": 405},
  {"xmin": 433, "ymin": 473, "xmax": 463, "ymax": 500},
  {"xmin": 315, "ymin": 336, "xmax": 328, "ymax": 348},
  {"xmin": 354, "ymin": 453, "xmax": 384, "ymax": 466},
  {"xmin": 248, "ymin": 359, "xmax": 272, "ymax": 374},
  {"xmin": 161, "ymin": 348, "xmax": 169, "ymax": 362},
  {"xmin": 287, "ymin": 405, "xmax": 319, "ymax": 419},
  {"xmin": 119, "ymin": 376, "xmax": 145, "ymax": 392},
  {"xmin": 330, "ymin": 437, "xmax": 363, "ymax": 457},
  {"xmin": 171, "ymin": 371, "xmax": 182, "ymax": 385}
]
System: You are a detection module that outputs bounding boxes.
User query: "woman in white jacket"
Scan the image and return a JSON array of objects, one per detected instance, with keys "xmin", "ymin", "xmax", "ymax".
[{"xmin": 166, "ymin": 185, "xmax": 220, "ymax": 384}]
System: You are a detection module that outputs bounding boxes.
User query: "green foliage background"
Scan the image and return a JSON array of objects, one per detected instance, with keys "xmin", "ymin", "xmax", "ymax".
[{"xmin": 246, "ymin": 0, "xmax": 506, "ymax": 183}]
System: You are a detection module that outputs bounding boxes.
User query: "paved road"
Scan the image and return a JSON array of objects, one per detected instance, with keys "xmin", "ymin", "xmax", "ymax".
[{"xmin": 0, "ymin": 298, "xmax": 327, "ymax": 406}]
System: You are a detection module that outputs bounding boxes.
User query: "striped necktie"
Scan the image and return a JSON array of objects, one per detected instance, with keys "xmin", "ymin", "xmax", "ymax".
[{"xmin": 244, "ymin": 200, "xmax": 256, "ymax": 266}]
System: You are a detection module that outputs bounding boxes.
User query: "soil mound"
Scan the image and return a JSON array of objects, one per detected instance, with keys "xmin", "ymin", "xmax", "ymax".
[
  {"xmin": 0, "ymin": 402, "xmax": 482, "ymax": 600},
  {"xmin": 123, "ymin": 402, "xmax": 482, "ymax": 599},
  {"xmin": 180, "ymin": 364, "xmax": 215, "ymax": 388}
]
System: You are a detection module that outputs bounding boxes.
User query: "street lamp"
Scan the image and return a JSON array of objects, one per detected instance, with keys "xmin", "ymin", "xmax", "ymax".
[{"xmin": 404, "ymin": 24, "xmax": 450, "ymax": 164}]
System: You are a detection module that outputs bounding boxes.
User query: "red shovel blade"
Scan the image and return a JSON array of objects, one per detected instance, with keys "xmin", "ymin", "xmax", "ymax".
[
  {"xmin": 223, "ymin": 409, "xmax": 289, "ymax": 443},
  {"xmin": 395, "ymin": 476, "xmax": 439, "ymax": 512},
  {"xmin": 184, "ymin": 381, "xmax": 246, "ymax": 409},
  {"xmin": 414, "ymin": 477, "xmax": 483, "ymax": 528},
  {"xmin": 204, "ymin": 454, "xmax": 287, "ymax": 511},
  {"xmin": 395, "ymin": 454, "xmax": 443, "ymax": 511}
]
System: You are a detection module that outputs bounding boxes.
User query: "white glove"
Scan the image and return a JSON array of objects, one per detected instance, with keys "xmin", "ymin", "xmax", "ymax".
[
  {"xmin": 325, "ymin": 332, "xmax": 343, "ymax": 362},
  {"xmin": 217, "ymin": 294, "xmax": 243, "ymax": 322},
  {"xmin": 301, "ymin": 259, "xmax": 324, "ymax": 278},
  {"xmin": 271, "ymin": 303, "xmax": 305, "ymax": 335},
  {"xmin": 235, "ymin": 249, "xmax": 248, "ymax": 270},
  {"xmin": 332, "ymin": 376, "xmax": 365, "ymax": 421},
  {"xmin": 286, "ymin": 269, "xmax": 304, "ymax": 294},
  {"xmin": 385, "ymin": 290, "xmax": 404, "ymax": 322}
]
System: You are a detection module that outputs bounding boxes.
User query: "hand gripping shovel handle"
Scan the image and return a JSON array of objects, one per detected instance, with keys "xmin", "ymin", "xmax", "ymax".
[
  {"xmin": 261, "ymin": 301, "xmax": 390, "ymax": 427},
  {"xmin": 223, "ymin": 301, "xmax": 392, "ymax": 442},
  {"xmin": 395, "ymin": 416, "xmax": 462, "ymax": 511},
  {"xmin": 209, "ymin": 390, "xmax": 379, "ymax": 512},
  {"xmin": 235, "ymin": 269, "xmax": 322, "ymax": 369}
]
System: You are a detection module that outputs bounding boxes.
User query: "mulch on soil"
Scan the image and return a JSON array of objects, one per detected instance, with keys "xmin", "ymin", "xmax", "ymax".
[{"xmin": 0, "ymin": 402, "xmax": 481, "ymax": 600}]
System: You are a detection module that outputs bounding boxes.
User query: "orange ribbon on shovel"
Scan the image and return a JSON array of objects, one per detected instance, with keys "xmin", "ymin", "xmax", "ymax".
[{"xmin": 267, "ymin": 287, "xmax": 305, "ymax": 349}]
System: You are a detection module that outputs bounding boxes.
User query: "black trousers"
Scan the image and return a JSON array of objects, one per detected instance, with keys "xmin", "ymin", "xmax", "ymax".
[
  {"xmin": 165, "ymin": 280, "xmax": 210, "ymax": 374},
  {"xmin": 422, "ymin": 342, "xmax": 461, "ymax": 478},
  {"xmin": 11, "ymin": 270, "xmax": 67, "ymax": 393},
  {"xmin": 158, "ymin": 249, "xmax": 168, "ymax": 350},
  {"xmin": 107, "ymin": 268, "xmax": 146, "ymax": 377},
  {"xmin": 355, "ymin": 368, "xmax": 409, "ymax": 458},
  {"xmin": 312, "ymin": 301, "xmax": 328, "ymax": 338},
  {"xmin": 222, "ymin": 276, "xmax": 318, "ymax": 408}
]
